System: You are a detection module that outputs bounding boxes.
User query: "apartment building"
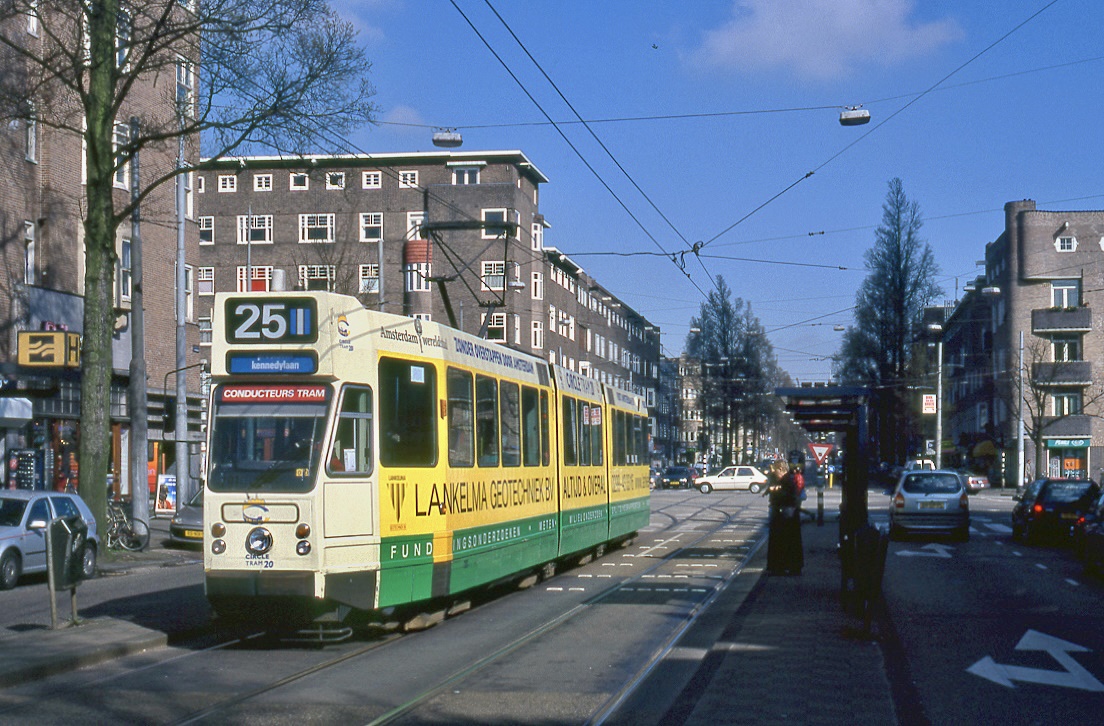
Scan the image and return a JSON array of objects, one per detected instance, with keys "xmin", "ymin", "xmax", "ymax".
[
  {"xmin": 195, "ymin": 151, "xmax": 662, "ymax": 448},
  {"xmin": 944, "ymin": 199, "xmax": 1104, "ymax": 483}
]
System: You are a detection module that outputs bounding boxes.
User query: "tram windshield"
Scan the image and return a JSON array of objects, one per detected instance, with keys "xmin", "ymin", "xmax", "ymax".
[{"xmin": 207, "ymin": 384, "xmax": 331, "ymax": 493}]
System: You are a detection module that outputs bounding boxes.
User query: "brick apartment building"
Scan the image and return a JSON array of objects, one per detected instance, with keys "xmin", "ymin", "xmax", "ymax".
[
  {"xmin": 0, "ymin": 7, "xmax": 204, "ymax": 495},
  {"xmin": 194, "ymin": 151, "xmax": 662, "ymax": 445}
]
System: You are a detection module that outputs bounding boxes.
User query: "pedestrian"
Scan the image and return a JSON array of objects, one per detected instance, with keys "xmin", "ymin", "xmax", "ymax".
[{"xmin": 765, "ymin": 460, "xmax": 804, "ymax": 575}]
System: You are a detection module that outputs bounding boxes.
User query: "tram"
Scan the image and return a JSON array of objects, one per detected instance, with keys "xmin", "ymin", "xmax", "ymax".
[{"xmin": 203, "ymin": 291, "xmax": 650, "ymax": 629}]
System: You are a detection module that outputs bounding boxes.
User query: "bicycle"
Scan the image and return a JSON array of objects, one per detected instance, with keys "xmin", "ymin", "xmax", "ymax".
[{"xmin": 106, "ymin": 500, "xmax": 150, "ymax": 551}]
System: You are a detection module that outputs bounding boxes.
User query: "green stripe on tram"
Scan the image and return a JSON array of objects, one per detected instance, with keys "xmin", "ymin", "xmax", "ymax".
[
  {"xmin": 610, "ymin": 496, "xmax": 650, "ymax": 537},
  {"xmin": 559, "ymin": 502, "xmax": 609, "ymax": 555}
]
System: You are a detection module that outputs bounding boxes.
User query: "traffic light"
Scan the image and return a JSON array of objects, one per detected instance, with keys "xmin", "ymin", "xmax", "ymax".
[{"xmin": 163, "ymin": 398, "xmax": 176, "ymax": 433}]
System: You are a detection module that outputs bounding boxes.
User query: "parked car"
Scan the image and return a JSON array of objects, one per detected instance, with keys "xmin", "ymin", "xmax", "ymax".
[
  {"xmin": 657, "ymin": 466, "xmax": 697, "ymax": 490},
  {"xmin": 888, "ymin": 470, "xmax": 970, "ymax": 541},
  {"xmin": 696, "ymin": 465, "xmax": 769, "ymax": 494},
  {"xmin": 169, "ymin": 487, "xmax": 204, "ymax": 546},
  {"xmin": 1078, "ymin": 490, "xmax": 1104, "ymax": 575},
  {"xmin": 1012, "ymin": 478, "xmax": 1101, "ymax": 544},
  {"xmin": 962, "ymin": 471, "xmax": 990, "ymax": 494},
  {"xmin": 0, "ymin": 490, "xmax": 100, "ymax": 590}
]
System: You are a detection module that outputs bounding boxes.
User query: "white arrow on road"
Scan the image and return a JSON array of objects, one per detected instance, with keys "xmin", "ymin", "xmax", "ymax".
[
  {"xmin": 896, "ymin": 543, "xmax": 953, "ymax": 558},
  {"xmin": 967, "ymin": 630, "xmax": 1104, "ymax": 692}
]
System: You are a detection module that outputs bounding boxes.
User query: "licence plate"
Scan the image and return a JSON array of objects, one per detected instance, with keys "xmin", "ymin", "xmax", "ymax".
[
  {"xmin": 1060, "ymin": 513, "xmax": 1078, "ymax": 520},
  {"xmin": 184, "ymin": 529, "xmax": 203, "ymax": 539},
  {"xmin": 919, "ymin": 501, "xmax": 945, "ymax": 510}
]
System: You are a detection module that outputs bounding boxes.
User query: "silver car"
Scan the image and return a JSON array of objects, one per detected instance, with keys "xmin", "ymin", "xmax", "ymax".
[
  {"xmin": 889, "ymin": 470, "xmax": 970, "ymax": 542},
  {"xmin": 0, "ymin": 490, "xmax": 100, "ymax": 589}
]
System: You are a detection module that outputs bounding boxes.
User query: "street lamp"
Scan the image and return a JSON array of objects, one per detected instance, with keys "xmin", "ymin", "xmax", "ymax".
[{"xmin": 928, "ymin": 323, "xmax": 944, "ymax": 468}]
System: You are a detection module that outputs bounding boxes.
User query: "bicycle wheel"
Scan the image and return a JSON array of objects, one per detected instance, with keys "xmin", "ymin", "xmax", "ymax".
[{"xmin": 120, "ymin": 518, "xmax": 150, "ymax": 551}]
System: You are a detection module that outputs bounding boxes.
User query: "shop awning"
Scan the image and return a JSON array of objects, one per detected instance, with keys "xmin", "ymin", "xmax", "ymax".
[{"xmin": 0, "ymin": 398, "xmax": 32, "ymax": 426}]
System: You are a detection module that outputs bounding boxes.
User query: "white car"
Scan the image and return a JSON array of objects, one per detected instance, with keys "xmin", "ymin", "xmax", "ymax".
[{"xmin": 696, "ymin": 465, "xmax": 768, "ymax": 494}]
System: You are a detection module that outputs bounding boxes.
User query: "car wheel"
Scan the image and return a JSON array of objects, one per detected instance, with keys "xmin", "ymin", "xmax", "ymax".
[
  {"xmin": 698, "ymin": 482, "xmax": 712, "ymax": 494},
  {"xmin": 749, "ymin": 482, "xmax": 763, "ymax": 494},
  {"xmin": 0, "ymin": 551, "xmax": 20, "ymax": 590},
  {"xmin": 82, "ymin": 543, "xmax": 97, "ymax": 580}
]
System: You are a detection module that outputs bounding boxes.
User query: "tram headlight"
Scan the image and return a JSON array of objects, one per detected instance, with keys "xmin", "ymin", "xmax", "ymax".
[
  {"xmin": 211, "ymin": 539, "xmax": 226, "ymax": 555},
  {"xmin": 295, "ymin": 523, "xmax": 311, "ymax": 539},
  {"xmin": 296, "ymin": 540, "xmax": 311, "ymax": 556},
  {"xmin": 245, "ymin": 527, "xmax": 273, "ymax": 555},
  {"xmin": 211, "ymin": 522, "xmax": 226, "ymax": 538}
]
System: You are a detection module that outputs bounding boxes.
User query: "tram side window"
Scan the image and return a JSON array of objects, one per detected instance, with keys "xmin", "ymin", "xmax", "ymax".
[
  {"xmin": 521, "ymin": 386, "xmax": 541, "ymax": 466},
  {"xmin": 501, "ymin": 381, "xmax": 521, "ymax": 467},
  {"xmin": 579, "ymin": 404, "xmax": 591, "ymax": 466},
  {"xmin": 540, "ymin": 391, "xmax": 550, "ymax": 466},
  {"xmin": 562, "ymin": 397, "xmax": 578, "ymax": 466},
  {"xmin": 635, "ymin": 415, "xmax": 647, "ymax": 464},
  {"xmin": 613, "ymin": 410, "xmax": 625, "ymax": 465},
  {"xmin": 329, "ymin": 386, "xmax": 373, "ymax": 474},
  {"xmin": 379, "ymin": 358, "xmax": 437, "ymax": 467},
  {"xmin": 447, "ymin": 369, "xmax": 474, "ymax": 467},
  {"xmin": 476, "ymin": 375, "xmax": 499, "ymax": 467},
  {"xmin": 591, "ymin": 405, "xmax": 603, "ymax": 466}
]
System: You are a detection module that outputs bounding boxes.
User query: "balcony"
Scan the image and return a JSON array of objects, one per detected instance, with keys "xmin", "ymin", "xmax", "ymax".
[
  {"xmin": 1040, "ymin": 414, "xmax": 1092, "ymax": 438},
  {"xmin": 1032, "ymin": 360, "xmax": 1092, "ymax": 386},
  {"xmin": 1032, "ymin": 306, "xmax": 1091, "ymax": 334}
]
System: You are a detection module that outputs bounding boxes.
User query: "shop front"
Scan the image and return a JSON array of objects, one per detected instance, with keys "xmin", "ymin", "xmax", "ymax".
[{"xmin": 1045, "ymin": 437, "xmax": 1090, "ymax": 479}]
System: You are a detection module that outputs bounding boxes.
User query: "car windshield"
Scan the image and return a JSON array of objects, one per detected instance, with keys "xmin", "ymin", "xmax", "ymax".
[
  {"xmin": 0, "ymin": 498, "xmax": 27, "ymax": 527},
  {"xmin": 902, "ymin": 473, "xmax": 960, "ymax": 494},
  {"xmin": 1043, "ymin": 482, "xmax": 1096, "ymax": 504},
  {"xmin": 665, "ymin": 467, "xmax": 689, "ymax": 476}
]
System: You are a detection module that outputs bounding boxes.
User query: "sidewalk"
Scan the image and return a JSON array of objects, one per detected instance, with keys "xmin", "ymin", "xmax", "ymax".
[{"xmin": 611, "ymin": 498, "xmax": 900, "ymax": 725}]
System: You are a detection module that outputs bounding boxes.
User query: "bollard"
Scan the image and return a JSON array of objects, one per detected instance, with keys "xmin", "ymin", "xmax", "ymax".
[{"xmin": 817, "ymin": 487, "xmax": 824, "ymax": 526}]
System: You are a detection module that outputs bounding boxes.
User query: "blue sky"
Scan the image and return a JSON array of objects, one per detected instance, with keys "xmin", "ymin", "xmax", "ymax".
[{"xmin": 332, "ymin": 0, "xmax": 1103, "ymax": 383}]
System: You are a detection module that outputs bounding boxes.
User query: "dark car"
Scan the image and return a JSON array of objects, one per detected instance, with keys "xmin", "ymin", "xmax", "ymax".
[
  {"xmin": 1012, "ymin": 478, "xmax": 1101, "ymax": 544},
  {"xmin": 169, "ymin": 487, "xmax": 203, "ymax": 546},
  {"xmin": 658, "ymin": 466, "xmax": 696, "ymax": 490},
  {"xmin": 1079, "ymin": 491, "xmax": 1104, "ymax": 575}
]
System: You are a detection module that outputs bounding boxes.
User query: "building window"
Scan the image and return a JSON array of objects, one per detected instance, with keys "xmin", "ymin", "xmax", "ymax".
[
  {"xmin": 482, "ymin": 208, "xmax": 509, "ymax": 239},
  {"xmin": 1053, "ymin": 335, "xmax": 1081, "ymax": 362},
  {"xmin": 198, "ymin": 216, "xmax": 214, "ymax": 244},
  {"xmin": 26, "ymin": 1, "xmax": 38, "ymax": 35},
  {"xmin": 25, "ymin": 105, "xmax": 36, "ymax": 163},
  {"xmin": 298, "ymin": 264, "xmax": 335, "ymax": 291},
  {"xmin": 412, "ymin": 313, "xmax": 432, "ymax": 322},
  {"xmin": 531, "ymin": 271, "xmax": 543, "ymax": 300},
  {"xmin": 483, "ymin": 313, "xmax": 506, "ymax": 341},
  {"xmin": 398, "ymin": 170, "xmax": 419, "ymax": 189},
  {"xmin": 290, "ymin": 172, "xmax": 309, "ymax": 190},
  {"xmin": 359, "ymin": 213, "xmax": 383, "ymax": 242},
  {"xmin": 237, "ymin": 215, "xmax": 273, "ymax": 244},
  {"xmin": 326, "ymin": 171, "xmax": 345, "ymax": 190},
  {"xmin": 406, "ymin": 211, "xmax": 425, "ymax": 240},
  {"xmin": 531, "ymin": 222, "xmax": 543, "ymax": 251},
  {"xmin": 531, "ymin": 321, "xmax": 544, "ymax": 350},
  {"xmin": 236, "ymin": 265, "xmax": 272, "ymax": 292},
  {"xmin": 185, "ymin": 264, "xmax": 194, "ymax": 321},
  {"xmin": 23, "ymin": 221, "xmax": 35, "ymax": 285},
  {"xmin": 1051, "ymin": 279, "xmax": 1080, "ymax": 308},
  {"xmin": 404, "ymin": 263, "xmax": 431, "ymax": 292},
  {"xmin": 253, "ymin": 174, "xmax": 272, "ymax": 191},
  {"xmin": 513, "ymin": 314, "xmax": 521, "ymax": 345},
  {"xmin": 196, "ymin": 175, "xmax": 204, "ymax": 193},
  {"xmin": 198, "ymin": 317, "xmax": 212, "ymax": 346},
  {"xmin": 198, "ymin": 267, "xmax": 214, "ymax": 295},
  {"xmin": 1053, "ymin": 391, "xmax": 1081, "ymax": 416},
  {"xmin": 217, "ymin": 174, "xmax": 237, "ymax": 193},
  {"xmin": 118, "ymin": 238, "xmax": 132, "ymax": 301},
  {"xmin": 452, "ymin": 167, "xmax": 480, "ymax": 185},
  {"xmin": 481, "ymin": 261, "xmax": 505, "ymax": 291},
  {"xmin": 362, "ymin": 171, "xmax": 381, "ymax": 189},
  {"xmin": 113, "ymin": 122, "xmax": 129, "ymax": 189},
  {"xmin": 184, "ymin": 171, "xmax": 194, "ymax": 219},
  {"xmin": 176, "ymin": 56, "xmax": 195, "ymax": 118},
  {"xmin": 1055, "ymin": 236, "xmax": 1077, "ymax": 252},
  {"xmin": 359, "ymin": 264, "xmax": 379, "ymax": 294},
  {"xmin": 299, "ymin": 213, "xmax": 334, "ymax": 243}
]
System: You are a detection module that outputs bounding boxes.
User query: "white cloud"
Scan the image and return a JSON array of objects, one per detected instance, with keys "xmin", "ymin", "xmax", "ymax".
[
  {"xmin": 692, "ymin": 0, "xmax": 962, "ymax": 80},
  {"xmin": 380, "ymin": 105, "xmax": 429, "ymax": 132}
]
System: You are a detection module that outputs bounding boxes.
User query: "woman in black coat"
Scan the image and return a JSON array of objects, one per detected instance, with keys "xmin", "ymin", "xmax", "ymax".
[{"xmin": 766, "ymin": 462, "xmax": 804, "ymax": 575}]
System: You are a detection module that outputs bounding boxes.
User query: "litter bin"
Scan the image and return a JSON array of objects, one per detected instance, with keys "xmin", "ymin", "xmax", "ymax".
[{"xmin": 47, "ymin": 515, "xmax": 88, "ymax": 591}]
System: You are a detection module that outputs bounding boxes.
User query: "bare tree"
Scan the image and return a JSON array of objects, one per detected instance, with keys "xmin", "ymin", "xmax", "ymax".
[{"xmin": 0, "ymin": 0, "xmax": 376, "ymax": 528}]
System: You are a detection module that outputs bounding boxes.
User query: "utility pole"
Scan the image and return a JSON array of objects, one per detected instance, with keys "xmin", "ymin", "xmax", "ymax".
[
  {"xmin": 128, "ymin": 117, "xmax": 149, "ymax": 527},
  {"xmin": 1016, "ymin": 331, "xmax": 1025, "ymax": 488},
  {"xmin": 934, "ymin": 337, "xmax": 943, "ymax": 468},
  {"xmin": 174, "ymin": 131, "xmax": 189, "ymax": 510}
]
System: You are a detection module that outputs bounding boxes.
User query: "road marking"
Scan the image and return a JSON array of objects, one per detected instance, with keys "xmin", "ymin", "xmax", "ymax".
[
  {"xmin": 1012, "ymin": 551, "xmax": 1023, "ymax": 557},
  {"xmin": 985, "ymin": 523, "xmax": 1013, "ymax": 534},
  {"xmin": 1035, "ymin": 563, "xmax": 1048, "ymax": 571},
  {"xmin": 968, "ymin": 630, "xmax": 1104, "ymax": 691},
  {"xmin": 896, "ymin": 543, "xmax": 954, "ymax": 558},
  {"xmin": 1066, "ymin": 579, "xmax": 1080, "ymax": 587}
]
